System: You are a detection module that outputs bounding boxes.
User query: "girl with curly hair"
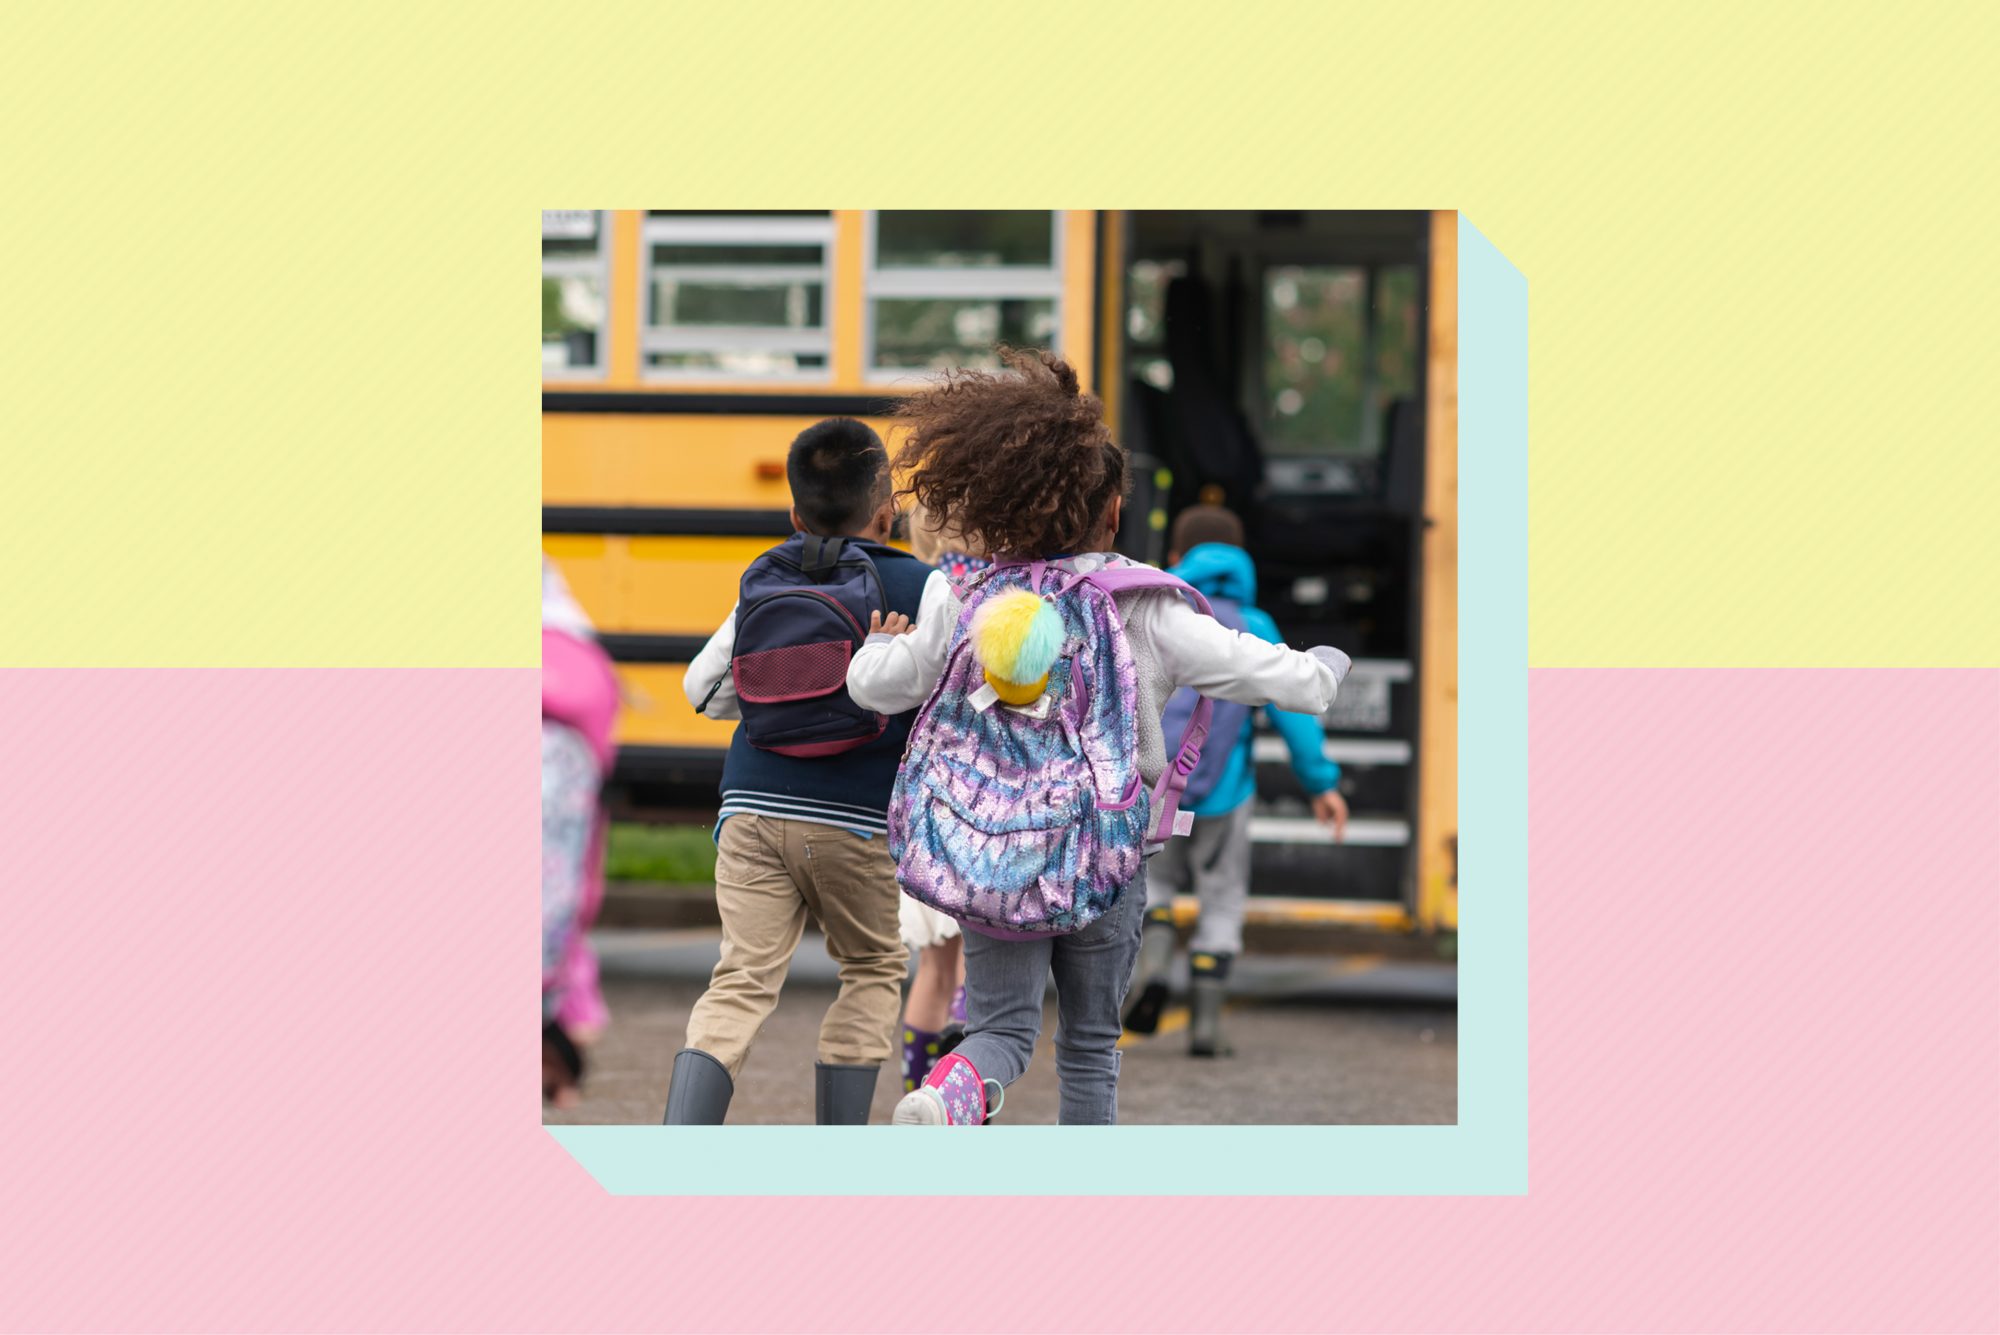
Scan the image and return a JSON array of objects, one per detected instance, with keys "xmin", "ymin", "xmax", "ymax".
[{"xmin": 849, "ymin": 349, "xmax": 1350, "ymax": 1125}]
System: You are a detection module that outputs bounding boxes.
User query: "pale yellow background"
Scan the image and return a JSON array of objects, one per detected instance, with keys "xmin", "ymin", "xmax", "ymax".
[{"xmin": 2, "ymin": 2, "xmax": 1992, "ymax": 666}]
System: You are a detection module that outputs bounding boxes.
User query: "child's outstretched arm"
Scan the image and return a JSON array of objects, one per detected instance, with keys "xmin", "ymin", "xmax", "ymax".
[
  {"xmin": 1239, "ymin": 605, "xmax": 1342, "ymax": 797},
  {"xmin": 847, "ymin": 570, "xmax": 960, "ymax": 714},
  {"xmin": 683, "ymin": 607, "xmax": 741, "ymax": 719},
  {"xmin": 1268, "ymin": 699, "xmax": 1348, "ymax": 838},
  {"xmin": 1142, "ymin": 595, "xmax": 1349, "ymax": 715}
]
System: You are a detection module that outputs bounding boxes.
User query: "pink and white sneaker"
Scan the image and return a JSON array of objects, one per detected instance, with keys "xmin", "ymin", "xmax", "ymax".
[{"xmin": 891, "ymin": 1051, "xmax": 1004, "ymax": 1126}]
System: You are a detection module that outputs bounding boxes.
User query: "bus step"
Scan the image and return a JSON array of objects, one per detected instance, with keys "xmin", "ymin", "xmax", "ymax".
[
  {"xmin": 1249, "ymin": 815, "xmax": 1409, "ymax": 847},
  {"xmin": 1252, "ymin": 735, "xmax": 1412, "ymax": 766}
]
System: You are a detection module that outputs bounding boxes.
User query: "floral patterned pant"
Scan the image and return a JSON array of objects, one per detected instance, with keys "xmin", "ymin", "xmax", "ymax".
[{"xmin": 542, "ymin": 721, "xmax": 599, "ymax": 1022}]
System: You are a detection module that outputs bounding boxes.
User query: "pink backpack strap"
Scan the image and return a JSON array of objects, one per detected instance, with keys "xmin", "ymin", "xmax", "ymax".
[{"xmin": 1059, "ymin": 566, "xmax": 1215, "ymax": 850}]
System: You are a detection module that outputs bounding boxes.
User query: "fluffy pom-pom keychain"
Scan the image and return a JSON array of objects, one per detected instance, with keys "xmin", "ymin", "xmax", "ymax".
[{"xmin": 969, "ymin": 589, "xmax": 1065, "ymax": 706}]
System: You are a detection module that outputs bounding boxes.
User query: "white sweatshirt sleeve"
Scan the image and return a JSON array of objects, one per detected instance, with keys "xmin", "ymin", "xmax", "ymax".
[
  {"xmin": 683, "ymin": 606, "xmax": 741, "ymax": 720},
  {"xmin": 1139, "ymin": 594, "xmax": 1342, "ymax": 715},
  {"xmin": 847, "ymin": 570, "xmax": 960, "ymax": 714}
]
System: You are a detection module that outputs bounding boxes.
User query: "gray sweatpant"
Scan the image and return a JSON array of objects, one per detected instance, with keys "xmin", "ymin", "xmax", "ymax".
[
  {"xmin": 954, "ymin": 864, "xmax": 1148, "ymax": 1125},
  {"xmin": 1144, "ymin": 800, "xmax": 1253, "ymax": 956}
]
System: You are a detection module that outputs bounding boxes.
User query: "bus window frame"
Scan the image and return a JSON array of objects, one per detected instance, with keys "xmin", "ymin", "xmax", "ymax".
[
  {"xmin": 637, "ymin": 213, "xmax": 837, "ymax": 385},
  {"xmin": 542, "ymin": 209, "xmax": 611, "ymax": 383},
  {"xmin": 1255, "ymin": 257, "xmax": 1422, "ymax": 464},
  {"xmin": 862, "ymin": 210, "xmax": 1067, "ymax": 382}
]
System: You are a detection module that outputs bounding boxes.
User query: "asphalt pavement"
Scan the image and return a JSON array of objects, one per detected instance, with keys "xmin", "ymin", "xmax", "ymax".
[{"xmin": 545, "ymin": 928, "xmax": 1457, "ymax": 1126}]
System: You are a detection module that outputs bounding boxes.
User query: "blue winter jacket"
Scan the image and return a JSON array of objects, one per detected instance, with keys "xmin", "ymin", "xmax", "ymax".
[{"xmin": 1169, "ymin": 543, "xmax": 1340, "ymax": 817}]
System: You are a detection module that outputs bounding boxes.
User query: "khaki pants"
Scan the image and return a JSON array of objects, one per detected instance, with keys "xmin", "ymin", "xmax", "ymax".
[{"xmin": 683, "ymin": 814, "xmax": 905, "ymax": 1078}]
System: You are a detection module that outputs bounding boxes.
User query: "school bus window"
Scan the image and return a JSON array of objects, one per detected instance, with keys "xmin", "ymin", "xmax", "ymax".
[
  {"xmin": 1262, "ymin": 264, "xmax": 1420, "ymax": 456},
  {"xmin": 867, "ymin": 211, "xmax": 1064, "ymax": 375},
  {"xmin": 872, "ymin": 298, "xmax": 1057, "ymax": 373},
  {"xmin": 875, "ymin": 211, "xmax": 1055, "ymax": 268},
  {"xmin": 1126, "ymin": 257, "xmax": 1186, "ymax": 391},
  {"xmin": 542, "ymin": 210, "xmax": 607, "ymax": 378},
  {"xmin": 1372, "ymin": 266, "xmax": 1422, "ymax": 408},
  {"xmin": 651, "ymin": 210, "xmax": 830, "ymax": 218},
  {"xmin": 640, "ymin": 213, "xmax": 834, "ymax": 381}
]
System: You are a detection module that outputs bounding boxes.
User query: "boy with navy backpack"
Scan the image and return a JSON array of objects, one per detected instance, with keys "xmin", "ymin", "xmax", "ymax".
[
  {"xmin": 1122, "ymin": 505, "xmax": 1350, "ymax": 1058},
  {"xmin": 666, "ymin": 418, "xmax": 931, "ymax": 1125}
]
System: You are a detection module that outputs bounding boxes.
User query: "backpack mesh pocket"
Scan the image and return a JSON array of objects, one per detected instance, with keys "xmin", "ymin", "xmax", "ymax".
[{"xmin": 732, "ymin": 639, "xmax": 853, "ymax": 703}]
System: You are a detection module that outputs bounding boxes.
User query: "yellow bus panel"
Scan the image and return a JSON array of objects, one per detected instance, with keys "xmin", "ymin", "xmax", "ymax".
[
  {"xmin": 547, "ymin": 533, "xmax": 907, "ymax": 637},
  {"xmin": 544, "ymin": 413, "xmax": 896, "ymax": 510},
  {"xmin": 626, "ymin": 537, "xmax": 769, "ymax": 634},
  {"xmin": 614, "ymin": 664, "xmax": 739, "ymax": 749},
  {"xmin": 540, "ymin": 419, "xmax": 628, "ymax": 507},
  {"xmin": 542, "ymin": 534, "xmax": 622, "ymax": 629}
]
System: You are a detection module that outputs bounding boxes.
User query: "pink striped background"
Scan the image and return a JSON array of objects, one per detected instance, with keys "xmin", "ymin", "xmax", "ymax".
[{"xmin": 1, "ymin": 668, "xmax": 1994, "ymax": 1331}]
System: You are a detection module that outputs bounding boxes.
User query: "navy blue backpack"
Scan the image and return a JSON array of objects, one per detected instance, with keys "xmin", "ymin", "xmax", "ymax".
[
  {"xmin": 1158, "ymin": 595, "xmax": 1253, "ymax": 806},
  {"xmin": 725, "ymin": 532, "xmax": 888, "ymax": 757}
]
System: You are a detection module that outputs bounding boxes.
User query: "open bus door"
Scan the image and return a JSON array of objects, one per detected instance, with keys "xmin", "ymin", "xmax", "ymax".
[{"xmin": 1100, "ymin": 210, "xmax": 1457, "ymax": 937}]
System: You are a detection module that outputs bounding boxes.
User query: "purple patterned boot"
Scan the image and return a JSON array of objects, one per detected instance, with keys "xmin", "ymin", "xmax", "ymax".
[
  {"xmin": 935, "ymin": 985, "xmax": 969, "ymax": 1058},
  {"xmin": 891, "ymin": 1051, "xmax": 1005, "ymax": 1126},
  {"xmin": 901, "ymin": 1024, "xmax": 946, "ymax": 1094}
]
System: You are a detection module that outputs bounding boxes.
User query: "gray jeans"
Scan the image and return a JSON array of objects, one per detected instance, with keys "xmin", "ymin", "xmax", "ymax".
[
  {"xmin": 1144, "ymin": 801, "xmax": 1253, "ymax": 956},
  {"xmin": 954, "ymin": 864, "xmax": 1148, "ymax": 1125}
]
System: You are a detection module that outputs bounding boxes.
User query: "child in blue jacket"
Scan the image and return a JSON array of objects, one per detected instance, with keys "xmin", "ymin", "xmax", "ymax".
[{"xmin": 1122, "ymin": 505, "xmax": 1349, "ymax": 1056}]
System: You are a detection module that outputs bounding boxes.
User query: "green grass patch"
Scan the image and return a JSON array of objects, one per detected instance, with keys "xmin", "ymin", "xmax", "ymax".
[{"xmin": 606, "ymin": 822, "xmax": 718, "ymax": 884}]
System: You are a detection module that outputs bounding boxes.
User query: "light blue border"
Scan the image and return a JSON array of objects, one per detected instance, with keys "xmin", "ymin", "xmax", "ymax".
[{"xmin": 549, "ymin": 216, "xmax": 1527, "ymax": 1195}]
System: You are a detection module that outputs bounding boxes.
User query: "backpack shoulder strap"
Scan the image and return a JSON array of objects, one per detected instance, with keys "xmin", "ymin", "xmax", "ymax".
[
  {"xmin": 1060, "ymin": 564, "xmax": 1214, "ymax": 618},
  {"xmin": 1057, "ymin": 565, "xmax": 1216, "ymax": 849}
]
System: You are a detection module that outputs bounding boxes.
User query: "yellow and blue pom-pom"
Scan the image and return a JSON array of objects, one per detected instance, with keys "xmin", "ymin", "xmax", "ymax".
[{"xmin": 970, "ymin": 589, "xmax": 1064, "ymax": 705}]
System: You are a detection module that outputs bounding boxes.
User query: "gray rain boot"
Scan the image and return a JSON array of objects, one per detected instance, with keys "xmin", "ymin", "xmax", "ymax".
[
  {"xmin": 662, "ymin": 1048, "xmax": 733, "ymax": 1124},
  {"xmin": 814, "ymin": 1062, "xmax": 880, "ymax": 1125},
  {"xmin": 1121, "ymin": 908, "xmax": 1179, "ymax": 1036},
  {"xmin": 1187, "ymin": 954, "xmax": 1235, "ymax": 1058}
]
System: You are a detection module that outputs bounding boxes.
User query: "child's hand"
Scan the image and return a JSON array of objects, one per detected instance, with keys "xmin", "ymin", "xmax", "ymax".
[
  {"xmin": 1311, "ymin": 789, "xmax": 1349, "ymax": 843},
  {"xmin": 869, "ymin": 610, "xmax": 914, "ymax": 636},
  {"xmin": 1308, "ymin": 645, "xmax": 1353, "ymax": 686}
]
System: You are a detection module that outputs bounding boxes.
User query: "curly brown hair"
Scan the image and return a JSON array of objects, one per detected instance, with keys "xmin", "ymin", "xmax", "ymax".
[{"xmin": 890, "ymin": 347, "xmax": 1127, "ymax": 559}]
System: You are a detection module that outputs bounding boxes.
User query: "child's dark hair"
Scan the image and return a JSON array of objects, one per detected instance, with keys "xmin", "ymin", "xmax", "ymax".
[
  {"xmin": 788, "ymin": 418, "xmax": 890, "ymax": 535},
  {"xmin": 1169, "ymin": 503, "xmax": 1245, "ymax": 555},
  {"xmin": 890, "ymin": 348, "xmax": 1127, "ymax": 558}
]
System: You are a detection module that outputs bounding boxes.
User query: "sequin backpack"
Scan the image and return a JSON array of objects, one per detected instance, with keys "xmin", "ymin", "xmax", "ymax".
[{"xmin": 888, "ymin": 555, "xmax": 1214, "ymax": 937}]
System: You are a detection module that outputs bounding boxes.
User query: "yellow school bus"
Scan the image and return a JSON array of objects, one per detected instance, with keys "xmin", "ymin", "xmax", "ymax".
[{"xmin": 543, "ymin": 211, "xmax": 1456, "ymax": 934}]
